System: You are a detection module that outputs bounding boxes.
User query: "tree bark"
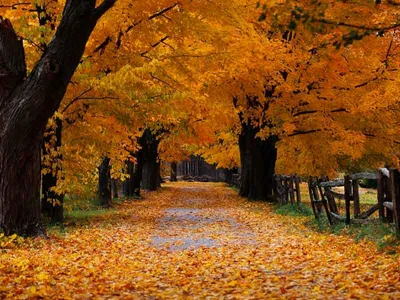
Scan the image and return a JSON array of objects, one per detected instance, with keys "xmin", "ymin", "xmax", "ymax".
[
  {"xmin": 0, "ymin": 1, "xmax": 116, "ymax": 236},
  {"xmin": 123, "ymin": 159, "xmax": 135, "ymax": 197},
  {"xmin": 170, "ymin": 162, "xmax": 177, "ymax": 182},
  {"xmin": 239, "ymin": 122, "xmax": 278, "ymax": 201},
  {"xmin": 157, "ymin": 162, "xmax": 163, "ymax": 187},
  {"xmin": 98, "ymin": 157, "xmax": 112, "ymax": 208},
  {"xmin": 123, "ymin": 147, "xmax": 144, "ymax": 198},
  {"xmin": 141, "ymin": 129, "xmax": 160, "ymax": 191},
  {"xmin": 41, "ymin": 117, "xmax": 64, "ymax": 224},
  {"xmin": 132, "ymin": 151, "xmax": 144, "ymax": 197},
  {"xmin": 111, "ymin": 179, "xmax": 118, "ymax": 199}
]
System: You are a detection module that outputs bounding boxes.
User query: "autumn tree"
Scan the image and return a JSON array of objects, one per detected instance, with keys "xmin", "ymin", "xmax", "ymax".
[
  {"xmin": 193, "ymin": 1, "xmax": 400, "ymax": 202},
  {"xmin": 0, "ymin": 0, "xmax": 116, "ymax": 235}
]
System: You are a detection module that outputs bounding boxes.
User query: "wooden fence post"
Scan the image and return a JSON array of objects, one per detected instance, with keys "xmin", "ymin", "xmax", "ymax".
[
  {"xmin": 385, "ymin": 175, "xmax": 393, "ymax": 223},
  {"xmin": 308, "ymin": 177, "xmax": 319, "ymax": 219},
  {"xmin": 344, "ymin": 175, "xmax": 352, "ymax": 225},
  {"xmin": 295, "ymin": 174, "xmax": 301, "ymax": 204},
  {"xmin": 283, "ymin": 176, "xmax": 289, "ymax": 204},
  {"xmin": 377, "ymin": 170, "xmax": 385, "ymax": 221},
  {"xmin": 390, "ymin": 169, "xmax": 400, "ymax": 237},
  {"xmin": 352, "ymin": 179, "xmax": 360, "ymax": 218},
  {"xmin": 289, "ymin": 175, "xmax": 295, "ymax": 204}
]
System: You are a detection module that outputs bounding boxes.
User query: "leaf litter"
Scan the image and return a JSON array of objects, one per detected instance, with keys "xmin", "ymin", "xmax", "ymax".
[{"xmin": 0, "ymin": 182, "xmax": 399, "ymax": 299}]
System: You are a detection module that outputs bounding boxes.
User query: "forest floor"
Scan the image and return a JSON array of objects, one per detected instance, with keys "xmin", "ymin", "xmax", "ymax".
[{"xmin": 1, "ymin": 182, "xmax": 400, "ymax": 299}]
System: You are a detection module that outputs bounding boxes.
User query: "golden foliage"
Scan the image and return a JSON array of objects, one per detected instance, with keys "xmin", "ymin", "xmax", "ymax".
[{"xmin": 1, "ymin": 183, "xmax": 399, "ymax": 298}]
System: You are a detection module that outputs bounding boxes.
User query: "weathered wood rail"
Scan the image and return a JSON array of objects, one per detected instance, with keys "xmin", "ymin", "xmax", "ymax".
[
  {"xmin": 308, "ymin": 169, "xmax": 400, "ymax": 237},
  {"xmin": 273, "ymin": 174, "xmax": 301, "ymax": 205}
]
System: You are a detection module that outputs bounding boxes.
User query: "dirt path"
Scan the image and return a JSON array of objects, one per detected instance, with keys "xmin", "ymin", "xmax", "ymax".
[{"xmin": 1, "ymin": 182, "xmax": 399, "ymax": 299}]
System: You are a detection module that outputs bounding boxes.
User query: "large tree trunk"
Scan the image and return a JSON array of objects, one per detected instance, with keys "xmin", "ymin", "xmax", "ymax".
[
  {"xmin": 170, "ymin": 162, "xmax": 177, "ymax": 182},
  {"xmin": 111, "ymin": 179, "xmax": 119, "ymax": 199},
  {"xmin": 42, "ymin": 117, "xmax": 64, "ymax": 224},
  {"xmin": 123, "ymin": 148, "xmax": 144, "ymax": 197},
  {"xmin": 123, "ymin": 159, "xmax": 135, "ymax": 197},
  {"xmin": 141, "ymin": 129, "xmax": 160, "ymax": 191},
  {"xmin": 132, "ymin": 151, "xmax": 144, "ymax": 197},
  {"xmin": 239, "ymin": 123, "xmax": 278, "ymax": 201},
  {"xmin": 98, "ymin": 157, "xmax": 112, "ymax": 208},
  {"xmin": 0, "ymin": 2, "xmax": 116, "ymax": 236}
]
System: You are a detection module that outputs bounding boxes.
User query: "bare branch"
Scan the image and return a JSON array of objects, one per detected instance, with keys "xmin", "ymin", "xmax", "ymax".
[
  {"xmin": 141, "ymin": 36, "xmax": 169, "ymax": 58},
  {"xmin": 363, "ymin": 132, "xmax": 400, "ymax": 145},
  {"xmin": 93, "ymin": 0, "xmax": 117, "ymax": 20},
  {"xmin": 149, "ymin": 3, "xmax": 179, "ymax": 20},
  {"xmin": 93, "ymin": 3, "xmax": 178, "ymax": 54},
  {"xmin": 0, "ymin": 17, "xmax": 26, "ymax": 102},
  {"xmin": 62, "ymin": 88, "xmax": 93, "ymax": 113},
  {"xmin": 287, "ymin": 129, "xmax": 322, "ymax": 137},
  {"xmin": 314, "ymin": 18, "xmax": 400, "ymax": 33},
  {"xmin": 0, "ymin": 3, "xmax": 31, "ymax": 9},
  {"xmin": 150, "ymin": 74, "xmax": 176, "ymax": 90},
  {"xmin": 292, "ymin": 108, "xmax": 347, "ymax": 117}
]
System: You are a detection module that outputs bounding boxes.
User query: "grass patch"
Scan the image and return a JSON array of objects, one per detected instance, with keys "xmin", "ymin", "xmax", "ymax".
[
  {"xmin": 274, "ymin": 203, "xmax": 313, "ymax": 217},
  {"xmin": 228, "ymin": 185, "xmax": 239, "ymax": 193},
  {"xmin": 305, "ymin": 216, "xmax": 400, "ymax": 253},
  {"xmin": 65, "ymin": 209, "xmax": 116, "ymax": 220},
  {"xmin": 56, "ymin": 209, "xmax": 119, "ymax": 230}
]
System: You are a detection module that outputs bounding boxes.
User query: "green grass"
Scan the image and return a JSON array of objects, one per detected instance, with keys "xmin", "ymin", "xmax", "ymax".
[
  {"xmin": 228, "ymin": 185, "xmax": 239, "ymax": 193},
  {"xmin": 305, "ymin": 216, "xmax": 399, "ymax": 253},
  {"xmin": 359, "ymin": 190, "xmax": 378, "ymax": 205},
  {"xmin": 284, "ymin": 182, "xmax": 398, "ymax": 251},
  {"xmin": 274, "ymin": 203, "xmax": 313, "ymax": 217},
  {"xmin": 65, "ymin": 209, "xmax": 117, "ymax": 220},
  {"xmin": 46, "ymin": 193, "xmax": 133, "ymax": 233}
]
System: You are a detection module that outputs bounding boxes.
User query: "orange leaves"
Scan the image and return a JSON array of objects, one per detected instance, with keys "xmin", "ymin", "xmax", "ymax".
[
  {"xmin": 0, "ymin": 182, "xmax": 399, "ymax": 298},
  {"xmin": 0, "ymin": 233, "xmax": 24, "ymax": 249}
]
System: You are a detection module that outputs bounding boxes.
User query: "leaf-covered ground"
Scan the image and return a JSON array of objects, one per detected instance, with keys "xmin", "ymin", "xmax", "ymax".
[{"xmin": 1, "ymin": 182, "xmax": 400, "ymax": 299}]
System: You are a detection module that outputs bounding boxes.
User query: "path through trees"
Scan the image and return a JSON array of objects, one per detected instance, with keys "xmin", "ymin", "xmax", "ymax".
[{"xmin": 0, "ymin": 183, "xmax": 399, "ymax": 298}]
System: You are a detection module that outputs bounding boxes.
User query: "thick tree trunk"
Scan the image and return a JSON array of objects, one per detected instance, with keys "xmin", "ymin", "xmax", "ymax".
[
  {"xmin": 239, "ymin": 123, "xmax": 278, "ymax": 201},
  {"xmin": 123, "ymin": 149, "xmax": 144, "ymax": 198},
  {"xmin": 0, "ymin": 3, "xmax": 116, "ymax": 235},
  {"xmin": 141, "ymin": 129, "xmax": 160, "ymax": 191},
  {"xmin": 132, "ymin": 152, "xmax": 144, "ymax": 197},
  {"xmin": 41, "ymin": 117, "xmax": 64, "ymax": 224},
  {"xmin": 142, "ymin": 160, "xmax": 159, "ymax": 190},
  {"xmin": 98, "ymin": 157, "xmax": 112, "ymax": 208},
  {"xmin": 170, "ymin": 162, "xmax": 177, "ymax": 182},
  {"xmin": 111, "ymin": 179, "xmax": 118, "ymax": 199},
  {"xmin": 123, "ymin": 160, "xmax": 135, "ymax": 197}
]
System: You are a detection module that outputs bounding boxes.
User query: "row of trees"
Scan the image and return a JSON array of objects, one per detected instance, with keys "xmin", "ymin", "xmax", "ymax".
[{"xmin": 1, "ymin": 0, "xmax": 400, "ymax": 235}]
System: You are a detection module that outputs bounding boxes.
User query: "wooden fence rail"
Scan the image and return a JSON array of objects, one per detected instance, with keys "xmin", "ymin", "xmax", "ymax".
[
  {"xmin": 273, "ymin": 174, "xmax": 301, "ymax": 205},
  {"xmin": 308, "ymin": 169, "xmax": 400, "ymax": 237}
]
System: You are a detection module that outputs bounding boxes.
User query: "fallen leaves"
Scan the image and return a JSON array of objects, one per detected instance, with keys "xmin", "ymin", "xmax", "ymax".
[{"xmin": 0, "ymin": 182, "xmax": 399, "ymax": 299}]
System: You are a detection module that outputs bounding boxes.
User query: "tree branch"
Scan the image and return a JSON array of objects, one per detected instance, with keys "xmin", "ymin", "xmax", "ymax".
[
  {"xmin": 363, "ymin": 132, "xmax": 400, "ymax": 145},
  {"xmin": 287, "ymin": 129, "xmax": 322, "ymax": 137},
  {"xmin": 0, "ymin": 17, "xmax": 26, "ymax": 103},
  {"xmin": 292, "ymin": 108, "xmax": 347, "ymax": 117},
  {"xmin": 141, "ymin": 36, "xmax": 169, "ymax": 58},
  {"xmin": 93, "ymin": 3, "xmax": 178, "ymax": 54},
  {"xmin": 314, "ymin": 18, "xmax": 400, "ymax": 33},
  {"xmin": 0, "ymin": 3, "xmax": 31, "ymax": 9},
  {"xmin": 93, "ymin": 0, "xmax": 117, "ymax": 20},
  {"xmin": 149, "ymin": 3, "xmax": 179, "ymax": 20}
]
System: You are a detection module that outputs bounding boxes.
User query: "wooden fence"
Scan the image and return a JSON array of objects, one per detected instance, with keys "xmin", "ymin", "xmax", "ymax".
[
  {"xmin": 273, "ymin": 174, "xmax": 302, "ymax": 205},
  {"xmin": 308, "ymin": 169, "xmax": 400, "ymax": 236}
]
